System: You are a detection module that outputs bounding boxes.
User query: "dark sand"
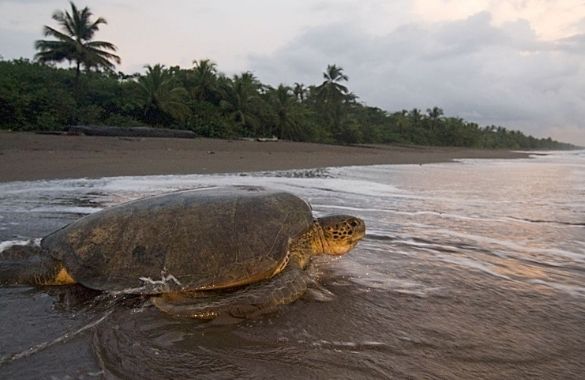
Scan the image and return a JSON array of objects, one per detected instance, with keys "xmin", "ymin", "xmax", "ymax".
[{"xmin": 0, "ymin": 131, "xmax": 530, "ymax": 182}]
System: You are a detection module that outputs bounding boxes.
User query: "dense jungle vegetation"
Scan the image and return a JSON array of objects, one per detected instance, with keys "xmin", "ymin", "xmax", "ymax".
[{"xmin": 0, "ymin": 2, "xmax": 575, "ymax": 150}]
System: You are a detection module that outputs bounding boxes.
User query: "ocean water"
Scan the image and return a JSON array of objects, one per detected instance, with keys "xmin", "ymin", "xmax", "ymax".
[{"xmin": 0, "ymin": 150, "xmax": 584, "ymax": 379}]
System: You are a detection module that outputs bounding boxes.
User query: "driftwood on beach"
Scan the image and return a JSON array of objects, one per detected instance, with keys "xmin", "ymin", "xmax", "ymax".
[{"xmin": 67, "ymin": 125, "xmax": 196, "ymax": 139}]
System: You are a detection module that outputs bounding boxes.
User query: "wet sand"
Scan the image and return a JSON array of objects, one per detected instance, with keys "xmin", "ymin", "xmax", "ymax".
[
  {"xmin": 0, "ymin": 131, "xmax": 530, "ymax": 182},
  {"xmin": 0, "ymin": 134, "xmax": 582, "ymax": 379}
]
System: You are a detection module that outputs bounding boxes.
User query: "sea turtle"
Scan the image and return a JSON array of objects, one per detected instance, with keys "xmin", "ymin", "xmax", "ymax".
[{"xmin": 0, "ymin": 186, "xmax": 365, "ymax": 319}]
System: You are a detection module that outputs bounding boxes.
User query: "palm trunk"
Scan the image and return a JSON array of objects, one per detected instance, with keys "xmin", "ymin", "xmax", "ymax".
[
  {"xmin": 66, "ymin": 60, "xmax": 82, "ymax": 127},
  {"xmin": 75, "ymin": 61, "xmax": 81, "ymax": 83}
]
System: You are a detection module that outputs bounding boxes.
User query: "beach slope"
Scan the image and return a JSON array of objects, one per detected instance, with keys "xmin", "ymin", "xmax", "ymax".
[{"xmin": 0, "ymin": 132, "xmax": 530, "ymax": 182}]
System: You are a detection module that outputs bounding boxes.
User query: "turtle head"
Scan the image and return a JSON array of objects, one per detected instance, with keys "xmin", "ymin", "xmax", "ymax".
[{"xmin": 314, "ymin": 215, "xmax": 366, "ymax": 256}]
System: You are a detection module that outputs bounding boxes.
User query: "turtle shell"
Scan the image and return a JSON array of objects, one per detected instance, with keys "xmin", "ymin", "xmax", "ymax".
[{"xmin": 41, "ymin": 186, "xmax": 313, "ymax": 293}]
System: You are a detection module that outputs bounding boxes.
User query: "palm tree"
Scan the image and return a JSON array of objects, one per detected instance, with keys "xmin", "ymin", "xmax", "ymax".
[
  {"xmin": 191, "ymin": 59, "xmax": 218, "ymax": 102},
  {"xmin": 219, "ymin": 73, "xmax": 262, "ymax": 135},
  {"xmin": 395, "ymin": 109, "xmax": 410, "ymax": 135},
  {"xmin": 269, "ymin": 84, "xmax": 303, "ymax": 140},
  {"xmin": 409, "ymin": 108, "xmax": 422, "ymax": 128},
  {"xmin": 34, "ymin": 2, "xmax": 120, "ymax": 80},
  {"xmin": 133, "ymin": 64, "xmax": 189, "ymax": 126},
  {"xmin": 314, "ymin": 64, "xmax": 352, "ymax": 136},
  {"xmin": 293, "ymin": 82, "xmax": 307, "ymax": 102},
  {"xmin": 316, "ymin": 64, "xmax": 349, "ymax": 104},
  {"xmin": 426, "ymin": 106, "xmax": 444, "ymax": 120},
  {"xmin": 426, "ymin": 106, "xmax": 444, "ymax": 130}
]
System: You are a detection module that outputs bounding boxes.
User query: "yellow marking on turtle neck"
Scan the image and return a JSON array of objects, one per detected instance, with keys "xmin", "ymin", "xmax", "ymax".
[{"xmin": 53, "ymin": 267, "xmax": 76, "ymax": 285}]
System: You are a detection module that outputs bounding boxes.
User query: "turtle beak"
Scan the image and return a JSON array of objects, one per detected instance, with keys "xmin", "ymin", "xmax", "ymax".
[
  {"xmin": 348, "ymin": 217, "xmax": 366, "ymax": 253},
  {"xmin": 352, "ymin": 219, "xmax": 366, "ymax": 242}
]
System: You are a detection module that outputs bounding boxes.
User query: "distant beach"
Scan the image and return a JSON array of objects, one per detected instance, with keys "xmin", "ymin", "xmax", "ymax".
[{"xmin": 0, "ymin": 131, "xmax": 531, "ymax": 182}]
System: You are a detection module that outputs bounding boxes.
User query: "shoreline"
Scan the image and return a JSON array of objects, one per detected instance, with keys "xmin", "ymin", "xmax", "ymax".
[{"xmin": 0, "ymin": 131, "xmax": 531, "ymax": 182}]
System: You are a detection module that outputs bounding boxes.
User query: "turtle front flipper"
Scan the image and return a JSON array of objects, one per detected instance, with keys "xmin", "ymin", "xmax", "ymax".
[
  {"xmin": 0, "ymin": 244, "xmax": 75, "ymax": 286},
  {"xmin": 152, "ymin": 265, "xmax": 310, "ymax": 319}
]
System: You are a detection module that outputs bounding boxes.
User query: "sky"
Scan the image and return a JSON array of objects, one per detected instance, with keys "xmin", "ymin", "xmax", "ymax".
[{"xmin": 1, "ymin": 0, "xmax": 584, "ymax": 145}]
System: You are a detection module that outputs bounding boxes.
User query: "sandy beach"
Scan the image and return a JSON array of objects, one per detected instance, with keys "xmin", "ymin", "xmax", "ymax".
[
  {"xmin": 1, "ymin": 133, "xmax": 583, "ymax": 380},
  {"xmin": 0, "ymin": 131, "xmax": 530, "ymax": 182}
]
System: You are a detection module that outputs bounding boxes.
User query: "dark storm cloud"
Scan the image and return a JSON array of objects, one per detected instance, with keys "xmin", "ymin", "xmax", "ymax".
[{"xmin": 249, "ymin": 12, "xmax": 585, "ymax": 144}]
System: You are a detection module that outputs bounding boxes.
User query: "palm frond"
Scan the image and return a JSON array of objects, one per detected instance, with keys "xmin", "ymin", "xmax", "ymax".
[
  {"xmin": 87, "ymin": 16, "xmax": 107, "ymax": 39},
  {"xmin": 85, "ymin": 40, "xmax": 118, "ymax": 52},
  {"xmin": 42, "ymin": 25, "xmax": 74, "ymax": 42},
  {"xmin": 35, "ymin": 2, "xmax": 119, "ymax": 70}
]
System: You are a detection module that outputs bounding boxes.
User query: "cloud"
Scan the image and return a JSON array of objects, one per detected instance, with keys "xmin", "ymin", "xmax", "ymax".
[
  {"xmin": 0, "ymin": 27, "xmax": 38, "ymax": 60},
  {"xmin": 0, "ymin": 1, "xmax": 582, "ymax": 144},
  {"xmin": 248, "ymin": 12, "xmax": 585, "ymax": 145}
]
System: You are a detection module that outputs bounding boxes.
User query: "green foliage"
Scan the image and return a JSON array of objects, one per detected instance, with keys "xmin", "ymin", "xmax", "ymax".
[
  {"xmin": 188, "ymin": 100, "xmax": 236, "ymax": 138},
  {"xmin": 266, "ymin": 85, "xmax": 300, "ymax": 140},
  {"xmin": 190, "ymin": 59, "xmax": 220, "ymax": 103},
  {"xmin": 0, "ymin": 58, "xmax": 576, "ymax": 150},
  {"xmin": 218, "ymin": 72, "xmax": 264, "ymax": 136},
  {"xmin": 132, "ymin": 64, "xmax": 190, "ymax": 126},
  {"xmin": 0, "ymin": 59, "xmax": 76, "ymax": 130}
]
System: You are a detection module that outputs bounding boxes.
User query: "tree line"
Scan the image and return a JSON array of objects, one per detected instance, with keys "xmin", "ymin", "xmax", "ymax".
[{"xmin": 0, "ymin": 2, "xmax": 575, "ymax": 150}]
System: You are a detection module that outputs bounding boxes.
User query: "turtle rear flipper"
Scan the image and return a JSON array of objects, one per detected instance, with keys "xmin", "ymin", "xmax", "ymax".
[
  {"xmin": 0, "ymin": 244, "xmax": 74, "ymax": 285},
  {"xmin": 151, "ymin": 266, "xmax": 310, "ymax": 319}
]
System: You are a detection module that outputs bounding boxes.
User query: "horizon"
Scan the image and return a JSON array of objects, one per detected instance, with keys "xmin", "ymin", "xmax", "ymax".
[{"xmin": 1, "ymin": 0, "xmax": 584, "ymax": 145}]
